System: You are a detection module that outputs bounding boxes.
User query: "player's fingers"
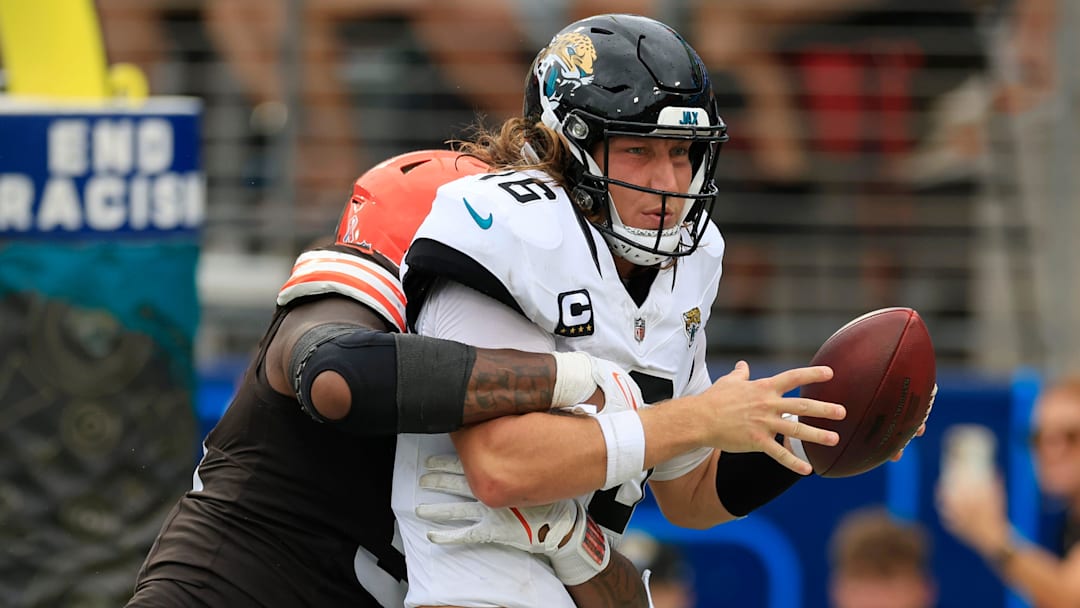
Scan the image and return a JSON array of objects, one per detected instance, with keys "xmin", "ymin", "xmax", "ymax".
[
  {"xmin": 419, "ymin": 471, "xmax": 476, "ymax": 499},
  {"xmin": 762, "ymin": 436, "xmax": 813, "ymax": 476},
  {"xmin": 427, "ymin": 525, "xmax": 486, "ymax": 545},
  {"xmin": 777, "ymin": 415, "xmax": 839, "ymax": 447},
  {"xmin": 769, "ymin": 366, "xmax": 834, "ymax": 394},
  {"xmin": 415, "ymin": 501, "xmax": 486, "ymax": 524},
  {"xmin": 426, "ymin": 453, "xmax": 465, "ymax": 475},
  {"xmin": 716, "ymin": 360, "xmax": 750, "ymax": 382},
  {"xmin": 915, "ymin": 422, "xmax": 926, "ymax": 437},
  {"xmin": 427, "ymin": 529, "xmax": 463, "ymax": 544},
  {"xmin": 783, "ymin": 397, "xmax": 846, "ymax": 421}
]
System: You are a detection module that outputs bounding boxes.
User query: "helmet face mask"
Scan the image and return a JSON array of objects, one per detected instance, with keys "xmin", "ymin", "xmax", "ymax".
[{"xmin": 524, "ymin": 14, "xmax": 729, "ymax": 266}]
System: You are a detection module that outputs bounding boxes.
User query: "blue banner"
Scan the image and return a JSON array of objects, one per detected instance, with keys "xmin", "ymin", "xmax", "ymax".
[{"xmin": 0, "ymin": 98, "xmax": 202, "ymax": 237}]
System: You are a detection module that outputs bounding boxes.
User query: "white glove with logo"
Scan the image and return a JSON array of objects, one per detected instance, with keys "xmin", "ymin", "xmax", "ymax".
[
  {"xmin": 555, "ymin": 353, "xmax": 645, "ymax": 416},
  {"xmin": 590, "ymin": 355, "xmax": 645, "ymax": 415},
  {"xmin": 416, "ymin": 454, "xmax": 610, "ymax": 586}
]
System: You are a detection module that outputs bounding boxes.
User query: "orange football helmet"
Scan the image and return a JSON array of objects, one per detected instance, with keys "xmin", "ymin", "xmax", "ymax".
[{"xmin": 335, "ymin": 150, "xmax": 489, "ymax": 267}]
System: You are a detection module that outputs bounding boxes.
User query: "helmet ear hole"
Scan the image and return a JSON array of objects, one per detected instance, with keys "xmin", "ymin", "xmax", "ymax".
[
  {"xmin": 571, "ymin": 187, "xmax": 596, "ymax": 214},
  {"xmin": 565, "ymin": 114, "xmax": 590, "ymax": 140}
]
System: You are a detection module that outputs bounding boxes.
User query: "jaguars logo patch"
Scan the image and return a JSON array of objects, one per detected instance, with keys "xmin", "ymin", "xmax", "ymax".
[
  {"xmin": 683, "ymin": 307, "xmax": 701, "ymax": 348},
  {"xmin": 535, "ymin": 29, "xmax": 597, "ymax": 106}
]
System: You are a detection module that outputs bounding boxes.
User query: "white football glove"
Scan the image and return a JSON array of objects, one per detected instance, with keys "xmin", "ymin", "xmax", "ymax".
[
  {"xmin": 590, "ymin": 355, "xmax": 645, "ymax": 415},
  {"xmin": 416, "ymin": 455, "xmax": 610, "ymax": 586},
  {"xmin": 557, "ymin": 355, "xmax": 645, "ymax": 416}
]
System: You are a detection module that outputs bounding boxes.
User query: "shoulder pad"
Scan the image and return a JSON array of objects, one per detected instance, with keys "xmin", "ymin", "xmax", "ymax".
[
  {"xmin": 277, "ymin": 248, "xmax": 406, "ymax": 332},
  {"xmin": 435, "ymin": 171, "xmax": 569, "ymax": 250},
  {"xmin": 402, "ymin": 171, "xmax": 574, "ymax": 322}
]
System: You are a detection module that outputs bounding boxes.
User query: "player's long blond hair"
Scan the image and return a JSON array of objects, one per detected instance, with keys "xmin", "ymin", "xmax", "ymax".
[{"xmin": 454, "ymin": 118, "xmax": 608, "ymax": 224}]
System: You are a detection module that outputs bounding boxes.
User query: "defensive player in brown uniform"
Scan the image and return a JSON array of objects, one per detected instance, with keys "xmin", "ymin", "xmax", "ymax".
[{"xmin": 126, "ymin": 150, "xmax": 652, "ymax": 607}]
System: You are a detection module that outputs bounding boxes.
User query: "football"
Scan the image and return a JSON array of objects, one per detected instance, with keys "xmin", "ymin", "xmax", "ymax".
[{"xmin": 798, "ymin": 307, "xmax": 936, "ymax": 478}]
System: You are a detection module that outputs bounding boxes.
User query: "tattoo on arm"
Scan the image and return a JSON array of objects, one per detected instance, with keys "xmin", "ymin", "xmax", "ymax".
[
  {"xmin": 462, "ymin": 350, "xmax": 556, "ymax": 425},
  {"xmin": 566, "ymin": 550, "xmax": 649, "ymax": 608}
]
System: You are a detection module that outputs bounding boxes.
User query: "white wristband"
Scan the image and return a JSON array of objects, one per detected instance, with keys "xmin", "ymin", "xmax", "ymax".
[
  {"xmin": 551, "ymin": 352, "xmax": 597, "ymax": 408},
  {"xmin": 595, "ymin": 410, "xmax": 646, "ymax": 490}
]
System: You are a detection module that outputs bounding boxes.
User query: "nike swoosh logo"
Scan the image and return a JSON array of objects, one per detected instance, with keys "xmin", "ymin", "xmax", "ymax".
[{"xmin": 462, "ymin": 197, "xmax": 492, "ymax": 230}]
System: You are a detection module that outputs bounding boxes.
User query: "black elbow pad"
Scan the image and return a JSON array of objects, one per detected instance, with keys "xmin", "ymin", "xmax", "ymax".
[
  {"xmin": 714, "ymin": 437, "xmax": 804, "ymax": 517},
  {"xmin": 291, "ymin": 325, "xmax": 400, "ymax": 435},
  {"xmin": 289, "ymin": 325, "xmax": 476, "ymax": 436}
]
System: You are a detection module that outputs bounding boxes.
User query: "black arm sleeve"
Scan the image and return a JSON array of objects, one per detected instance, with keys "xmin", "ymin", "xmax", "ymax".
[
  {"xmin": 714, "ymin": 436, "xmax": 804, "ymax": 517},
  {"xmin": 290, "ymin": 325, "xmax": 476, "ymax": 435}
]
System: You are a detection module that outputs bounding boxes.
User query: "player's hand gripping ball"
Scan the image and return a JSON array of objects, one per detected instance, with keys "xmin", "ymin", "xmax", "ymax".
[{"xmin": 799, "ymin": 307, "xmax": 936, "ymax": 477}]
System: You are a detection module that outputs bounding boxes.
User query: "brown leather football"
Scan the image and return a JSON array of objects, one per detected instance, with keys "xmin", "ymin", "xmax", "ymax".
[{"xmin": 799, "ymin": 307, "xmax": 937, "ymax": 478}]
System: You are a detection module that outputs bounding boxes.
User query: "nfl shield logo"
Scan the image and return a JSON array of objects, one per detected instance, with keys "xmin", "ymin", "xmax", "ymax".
[{"xmin": 634, "ymin": 317, "xmax": 646, "ymax": 343}]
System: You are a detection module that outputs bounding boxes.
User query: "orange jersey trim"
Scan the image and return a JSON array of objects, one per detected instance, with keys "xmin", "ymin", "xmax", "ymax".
[
  {"xmin": 280, "ymin": 270, "xmax": 406, "ymax": 331},
  {"xmin": 291, "ymin": 255, "xmax": 406, "ymax": 304}
]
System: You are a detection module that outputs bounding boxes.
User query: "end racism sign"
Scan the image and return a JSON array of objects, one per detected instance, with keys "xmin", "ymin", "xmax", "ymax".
[{"xmin": 0, "ymin": 98, "xmax": 203, "ymax": 238}]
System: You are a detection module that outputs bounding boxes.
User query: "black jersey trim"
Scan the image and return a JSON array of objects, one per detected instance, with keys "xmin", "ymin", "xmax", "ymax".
[
  {"xmin": 403, "ymin": 238, "xmax": 525, "ymax": 332},
  {"xmin": 572, "ymin": 209, "xmax": 604, "ymax": 276}
]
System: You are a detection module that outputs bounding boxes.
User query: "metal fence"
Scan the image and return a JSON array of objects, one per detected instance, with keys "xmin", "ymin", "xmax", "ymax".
[{"xmin": 92, "ymin": 0, "xmax": 1078, "ymax": 374}]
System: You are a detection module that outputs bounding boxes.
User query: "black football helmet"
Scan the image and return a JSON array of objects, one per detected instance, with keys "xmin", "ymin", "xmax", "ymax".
[{"xmin": 524, "ymin": 13, "xmax": 728, "ymax": 266}]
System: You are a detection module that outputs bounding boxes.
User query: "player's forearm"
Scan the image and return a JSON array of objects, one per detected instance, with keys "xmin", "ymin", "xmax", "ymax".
[
  {"xmin": 637, "ymin": 396, "xmax": 713, "ymax": 463},
  {"xmin": 454, "ymin": 413, "xmax": 607, "ymax": 507},
  {"xmin": 565, "ymin": 550, "xmax": 649, "ymax": 608},
  {"xmin": 650, "ymin": 434, "xmax": 805, "ymax": 529},
  {"xmin": 461, "ymin": 348, "xmax": 560, "ymax": 425},
  {"xmin": 650, "ymin": 450, "xmax": 735, "ymax": 529},
  {"xmin": 454, "ymin": 399, "xmax": 712, "ymax": 508}
]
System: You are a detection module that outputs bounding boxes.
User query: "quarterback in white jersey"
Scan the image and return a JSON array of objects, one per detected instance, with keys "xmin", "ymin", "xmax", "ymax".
[
  {"xmin": 395, "ymin": 13, "xmax": 849, "ymax": 608},
  {"xmin": 394, "ymin": 171, "xmax": 720, "ymax": 606}
]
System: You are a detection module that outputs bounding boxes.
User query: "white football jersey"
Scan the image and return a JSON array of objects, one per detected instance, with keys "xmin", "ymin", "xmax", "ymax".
[{"xmin": 394, "ymin": 169, "xmax": 724, "ymax": 607}]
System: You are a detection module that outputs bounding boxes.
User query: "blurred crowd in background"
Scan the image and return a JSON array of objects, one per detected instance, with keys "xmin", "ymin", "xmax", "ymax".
[
  {"xmin": 2, "ymin": 1, "xmax": 1079, "ymax": 607},
  {"xmin": 93, "ymin": 0, "xmax": 1079, "ymax": 374}
]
